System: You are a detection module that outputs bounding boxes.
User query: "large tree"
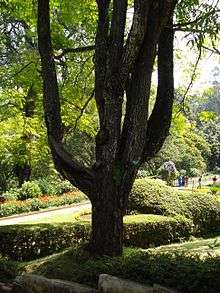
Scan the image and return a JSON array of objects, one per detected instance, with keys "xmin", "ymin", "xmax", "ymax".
[{"xmin": 37, "ymin": 0, "xmax": 218, "ymax": 256}]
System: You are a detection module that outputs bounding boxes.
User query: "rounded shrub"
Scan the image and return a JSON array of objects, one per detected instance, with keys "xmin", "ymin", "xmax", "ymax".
[
  {"xmin": 124, "ymin": 214, "xmax": 193, "ymax": 248},
  {"xmin": 37, "ymin": 178, "xmax": 57, "ymax": 195},
  {"xmin": 178, "ymin": 191, "xmax": 220, "ymax": 235},
  {"xmin": 18, "ymin": 181, "xmax": 41, "ymax": 200},
  {"xmin": 127, "ymin": 178, "xmax": 186, "ymax": 216},
  {"xmin": 2, "ymin": 188, "xmax": 21, "ymax": 200},
  {"xmin": 37, "ymin": 178, "xmax": 77, "ymax": 196},
  {"xmin": 59, "ymin": 180, "xmax": 76, "ymax": 194}
]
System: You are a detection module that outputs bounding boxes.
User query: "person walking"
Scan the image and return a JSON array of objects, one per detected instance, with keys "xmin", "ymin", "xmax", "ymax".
[
  {"xmin": 198, "ymin": 176, "xmax": 202, "ymax": 189},
  {"xmin": 212, "ymin": 176, "xmax": 217, "ymax": 185},
  {"xmin": 185, "ymin": 175, "xmax": 189, "ymax": 187}
]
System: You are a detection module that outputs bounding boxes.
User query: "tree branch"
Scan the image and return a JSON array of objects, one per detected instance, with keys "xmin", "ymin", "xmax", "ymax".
[
  {"xmin": 94, "ymin": 0, "xmax": 111, "ymax": 122},
  {"xmin": 37, "ymin": 0, "xmax": 94, "ymax": 195},
  {"xmin": 12, "ymin": 61, "xmax": 34, "ymax": 77},
  {"xmin": 175, "ymin": 46, "xmax": 202, "ymax": 118},
  {"xmin": 143, "ymin": 17, "xmax": 175, "ymax": 161},
  {"xmin": 54, "ymin": 45, "xmax": 95, "ymax": 59},
  {"xmin": 108, "ymin": 0, "xmax": 127, "ymax": 72},
  {"xmin": 72, "ymin": 90, "xmax": 95, "ymax": 133},
  {"xmin": 173, "ymin": 8, "xmax": 220, "ymax": 29},
  {"xmin": 119, "ymin": 0, "xmax": 151, "ymax": 84}
]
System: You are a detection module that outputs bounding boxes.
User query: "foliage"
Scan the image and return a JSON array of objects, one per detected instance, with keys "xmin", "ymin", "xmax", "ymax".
[
  {"xmin": 0, "ymin": 257, "xmax": 24, "ymax": 283},
  {"xmin": 2, "ymin": 188, "xmax": 21, "ymax": 200},
  {"xmin": 124, "ymin": 214, "xmax": 193, "ymax": 248},
  {"xmin": 8, "ymin": 245, "xmax": 220, "ymax": 292},
  {"xmin": 145, "ymin": 121, "xmax": 210, "ymax": 177},
  {"xmin": 210, "ymin": 185, "xmax": 220, "ymax": 195},
  {"xmin": 136, "ymin": 170, "xmax": 150, "ymax": 179},
  {"xmin": 1, "ymin": 0, "xmax": 220, "ymax": 257},
  {"xmin": 127, "ymin": 179, "xmax": 186, "ymax": 216},
  {"xmin": 0, "ymin": 223, "xmax": 90, "ymax": 261},
  {"xmin": 18, "ymin": 181, "xmax": 41, "ymax": 200},
  {"xmin": 0, "ymin": 192, "xmax": 86, "ymax": 217},
  {"xmin": 37, "ymin": 178, "xmax": 78, "ymax": 196},
  {"xmin": 128, "ymin": 178, "xmax": 220, "ymax": 235},
  {"xmin": 178, "ymin": 191, "xmax": 220, "ymax": 235},
  {"xmin": 0, "ymin": 213, "xmax": 193, "ymax": 261}
]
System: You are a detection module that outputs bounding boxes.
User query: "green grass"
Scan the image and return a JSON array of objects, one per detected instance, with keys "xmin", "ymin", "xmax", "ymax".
[
  {"xmin": 124, "ymin": 214, "xmax": 177, "ymax": 223},
  {"xmin": 21, "ymin": 208, "xmax": 90, "ymax": 224},
  {"xmin": 150, "ymin": 236, "xmax": 220, "ymax": 254}
]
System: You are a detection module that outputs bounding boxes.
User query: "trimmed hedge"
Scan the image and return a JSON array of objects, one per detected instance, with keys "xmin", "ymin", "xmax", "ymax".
[
  {"xmin": 128, "ymin": 178, "xmax": 220, "ymax": 236},
  {"xmin": 0, "ymin": 214, "xmax": 193, "ymax": 261},
  {"xmin": 1, "ymin": 246, "xmax": 220, "ymax": 291},
  {"xmin": 127, "ymin": 179, "xmax": 186, "ymax": 216},
  {"xmin": 0, "ymin": 223, "xmax": 90, "ymax": 261},
  {"xmin": 178, "ymin": 191, "xmax": 220, "ymax": 235},
  {"xmin": 19, "ymin": 247, "xmax": 220, "ymax": 292},
  {"xmin": 124, "ymin": 214, "xmax": 193, "ymax": 248}
]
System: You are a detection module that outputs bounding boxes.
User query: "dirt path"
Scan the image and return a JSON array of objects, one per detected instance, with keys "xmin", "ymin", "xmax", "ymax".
[{"xmin": 0, "ymin": 201, "xmax": 91, "ymax": 226}]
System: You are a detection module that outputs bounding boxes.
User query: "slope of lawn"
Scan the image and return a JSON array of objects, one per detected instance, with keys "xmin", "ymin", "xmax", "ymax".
[{"xmin": 1, "ymin": 235, "xmax": 220, "ymax": 292}]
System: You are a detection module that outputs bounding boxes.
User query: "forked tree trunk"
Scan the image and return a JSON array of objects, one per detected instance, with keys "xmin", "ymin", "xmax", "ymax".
[{"xmin": 37, "ymin": 0, "xmax": 176, "ymax": 257}]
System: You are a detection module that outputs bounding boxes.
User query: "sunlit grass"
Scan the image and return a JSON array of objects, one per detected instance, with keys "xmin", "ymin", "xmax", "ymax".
[{"xmin": 21, "ymin": 208, "xmax": 90, "ymax": 224}]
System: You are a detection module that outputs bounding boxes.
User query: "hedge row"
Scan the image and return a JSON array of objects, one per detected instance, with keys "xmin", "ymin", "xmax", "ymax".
[
  {"xmin": 124, "ymin": 214, "xmax": 193, "ymax": 248},
  {"xmin": 128, "ymin": 178, "xmax": 220, "ymax": 235},
  {"xmin": 0, "ymin": 214, "xmax": 192, "ymax": 261},
  {"xmin": 1, "ymin": 247, "xmax": 220, "ymax": 291},
  {"xmin": 0, "ymin": 223, "xmax": 90, "ymax": 261},
  {"xmin": 0, "ymin": 192, "xmax": 86, "ymax": 217}
]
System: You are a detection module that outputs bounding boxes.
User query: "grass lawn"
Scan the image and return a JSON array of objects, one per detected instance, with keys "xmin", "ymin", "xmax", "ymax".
[
  {"xmin": 20, "ymin": 208, "xmax": 90, "ymax": 224},
  {"xmin": 150, "ymin": 235, "xmax": 220, "ymax": 255}
]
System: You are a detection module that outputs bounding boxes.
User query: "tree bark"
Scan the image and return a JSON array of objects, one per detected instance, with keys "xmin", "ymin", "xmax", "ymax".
[
  {"xmin": 143, "ymin": 18, "xmax": 175, "ymax": 160},
  {"xmin": 90, "ymin": 177, "xmax": 123, "ymax": 256},
  {"xmin": 37, "ymin": 0, "xmax": 94, "ymax": 196},
  {"xmin": 37, "ymin": 0, "xmax": 177, "ymax": 257}
]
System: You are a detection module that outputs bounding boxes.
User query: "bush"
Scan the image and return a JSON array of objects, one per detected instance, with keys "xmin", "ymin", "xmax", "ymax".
[
  {"xmin": 37, "ymin": 178, "xmax": 77, "ymax": 196},
  {"xmin": 17, "ymin": 246, "xmax": 220, "ymax": 292},
  {"xmin": 128, "ymin": 178, "xmax": 220, "ymax": 236},
  {"xmin": 189, "ymin": 167, "xmax": 201, "ymax": 177},
  {"xmin": 178, "ymin": 191, "xmax": 220, "ymax": 235},
  {"xmin": 127, "ymin": 178, "xmax": 186, "ymax": 216},
  {"xmin": 124, "ymin": 214, "xmax": 193, "ymax": 248},
  {"xmin": 0, "ymin": 213, "xmax": 193, "ymax": 261},
  {"xmin": 59, "ymin": 180, "xmax": 76, "ymax": 194},
  {"xmin": 36, "ymin": 178, "xmax": 57, "ymax": 196},
  {"xmin": 0, "ymin": 222, "xmax": 90, "ymax": 261},
  {"xmin": 2, "ymin": 188, "xmax": 21, "ymax": 200},
  {"xmin": 77, "ymin": 212, "xmax": 193, "ymax": 248},
  {"xmin": 18, "ymin": 181, "xmax": 41, "ymax": 200},
  {"xmin": 136, "ymin": 170, "xmax": 149, "ymax": 179},
  {"xmin": 0, "ymin": 192, "xmax": 87, "ymax": 217}
]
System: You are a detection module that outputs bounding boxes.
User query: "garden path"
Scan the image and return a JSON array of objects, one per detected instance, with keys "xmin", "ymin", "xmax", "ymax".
[{"xmin": 0, "ymin": 201, "xmax": 91, "ymax": 226}]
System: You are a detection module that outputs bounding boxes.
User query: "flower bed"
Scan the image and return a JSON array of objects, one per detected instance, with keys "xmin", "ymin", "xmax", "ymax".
[{"xmin": 0, "ymin": 192, "xmax": 87, "ymax": 218}]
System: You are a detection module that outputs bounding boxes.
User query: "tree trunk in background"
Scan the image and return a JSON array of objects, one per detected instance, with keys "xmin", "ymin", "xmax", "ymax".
[{"xmin": 14, "ymin": 163, "xmax": 31, "ymax": 187}]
